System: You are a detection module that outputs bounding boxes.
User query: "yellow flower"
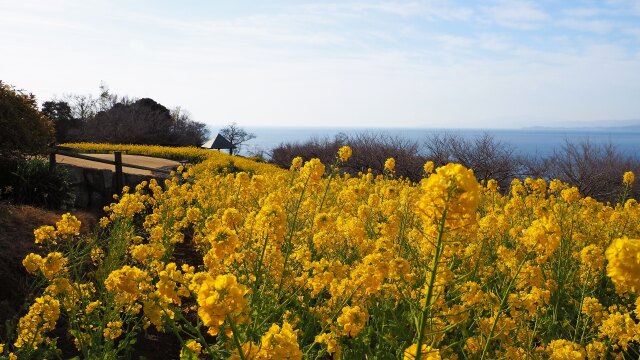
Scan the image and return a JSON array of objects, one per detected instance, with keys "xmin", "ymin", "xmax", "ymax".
[
  {"xmin": 623, "ymin": 171, "xmax": 635, "ymax": 185},
  {"xmin": 598, "ymin": 311, "xmax": 638, "ymax": 350},
  {"xmin": 338, "ymin": 145, "xmax": 352, "ymax": 162},
  {"xmin": 255, "ymin": 321, "xmax": 303, "ymax": 360},
  {"xmin": 404, "ymin": 343, "xmax": 441, "ymax": 360},
  {"xmin": 222, "ymin": 208, "xmax": 241, "ymax": 228},
  {"xmin": 415, "ymin": 163, "xmax": 482, "ymax": 229},
  {"xmin": 561, "ymin": 187, "xmax": 581, "ymax": 203},
  {"xmin": 336, "ymin": 305, "xmax": 368, "ymax": 337},
  {"xmin": 22, "ymin": 253, "xmax": 44, "ymax": 274},
  {"xmin": 186, "ymin": 207, "xmax": 202, "ymax": 222},
  {"xmin": 130, "ymin": 243, "xmax": 165, "ymax": 264},
  {"xmin": 315, "ymin": 332, "xmax": 341, "ymax": 357},
  {"xmin": 581, "ymin": 297, "xmax": 603, "ymax": 324},
  {"xmin": 14, "ymin": 295, "xmax": 60, "ymax": 349},
  {"xmin": 104, "ymin": 266, "xmax": 152, "ymax": 305},
  {"xmin": 547, "ymin": 340, "xmax": 585, "ymax": 360},
  {"xmin": 300, "ymin": 158, "xmax": 325, "ymax": 182},
  {"xmin": 486, "ymin": 179, "xmax": 498, "ymax": 192},
  {"xmin": 99, "ymin": 216, "xmax": 110, "ymax": 228},
  {"xmin": 291, "ymin": 156, "xmax": 303, "ymax": 170},
  {"xmin": 180, "ymin": 339, "xmax": 202, "ymax": 359},
  {"xmin": 423, "ymin": 161, "xmax": 435, "ymax": 174},
  {"xmin": 103, "ymin": 321, "xmax": 123, "ymax": 340},
  {"xmin": 605, "ymin": 237, "xmax": 640, "ymax": 293},
  {"xmin": 195, "ymin": 273, "xmax": 248, "ymax": 336},
  {"xmin": 85, "ymin": 300, "xmax": 102, "ymax": 315},
  {"xmin": 90, "ymin": 246, "xmax": 105, "ymax": 265},
  {"xmin": 384, "ymin": 157, "xmax": 395, "ymax": 173},
  {"xmin": 34, "ymin": 225, "xmax": 56, "ymax": 245},
  {"xmin": 579, "ymin": 245, "xmax": 605, "ymax": 272},
  {"xmin": 41, "ymin": 252, "xmax": 67, "ymax": 280},
  {"xmin": 55, "ymin": 213, "xmax": 81, "ymax": 238},
  {"xmin": 585, "ymin": 341, "xmax": 607, "ymax": 359}
]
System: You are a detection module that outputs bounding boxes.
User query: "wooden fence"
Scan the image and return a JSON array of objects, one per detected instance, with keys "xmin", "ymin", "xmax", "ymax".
[{"xmin": 49, "ymin": 145, "xmax": 172, "ymax": 194}]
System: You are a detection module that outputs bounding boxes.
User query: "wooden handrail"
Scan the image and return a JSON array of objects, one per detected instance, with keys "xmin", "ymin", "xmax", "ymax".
[
  {"xmin": 53, "ymin": 148, "xmax": 172, "ymax": 174},
  {"xmin": 50, "ymin": 146, "xmax": 176, "ymax": 196}
]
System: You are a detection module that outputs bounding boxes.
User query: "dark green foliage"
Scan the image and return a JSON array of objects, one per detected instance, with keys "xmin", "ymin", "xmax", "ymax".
[
  {"xmin": 0, "ymin": 81, "xmax": 54, "ymax": 161},
  {"xmin": 42, "ymin": 100, "xmax": 78, "ymax": 142},
  {"xmin": 80, "ymin": 97, "xmax": 209, "ymax": 146},
  {"xmin": 7, "ymin": 159, "xmax": 75, "ymax": 209}
]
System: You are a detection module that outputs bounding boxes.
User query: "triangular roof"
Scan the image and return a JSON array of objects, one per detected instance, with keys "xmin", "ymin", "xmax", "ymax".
[{"xmin": 202, "ymin": 134, "xmax": 236, "ymax": 149}]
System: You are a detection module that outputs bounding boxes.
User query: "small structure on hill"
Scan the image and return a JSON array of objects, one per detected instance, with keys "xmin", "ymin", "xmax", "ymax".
[{"xmin": 202, "ymin": 134, "xmax": 236, "ymax": 154}]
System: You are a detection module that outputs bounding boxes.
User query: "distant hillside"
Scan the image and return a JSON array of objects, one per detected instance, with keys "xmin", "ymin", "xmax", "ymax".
[{"xmin": 524, "ymin": 119, "xmax": 640, "ymax": 131}]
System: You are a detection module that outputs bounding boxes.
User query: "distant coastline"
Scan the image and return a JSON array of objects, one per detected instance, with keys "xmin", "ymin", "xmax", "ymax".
[{"xmin": 222, "ymin": 126, "xmax": 640, "ymax": 158}]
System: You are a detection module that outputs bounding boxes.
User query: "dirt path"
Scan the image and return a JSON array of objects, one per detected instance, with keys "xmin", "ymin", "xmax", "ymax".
[{"xmin": 56, "ymin": 153, "xmax": 180, "ymax": 175}]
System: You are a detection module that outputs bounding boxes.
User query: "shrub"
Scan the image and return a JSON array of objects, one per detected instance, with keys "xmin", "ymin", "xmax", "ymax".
[
  {"xmin": 423, "ymin": 132, "xmax": 524, "ymax": 189},
  {"xmin": 0, "ymin": 81, "xmax": 53, "ymax": 161},
  {"xmin": 271, "ymin": 132, "xmax": 425, "ymax": 180},
  {"xmin": 525, "ymin": 140, "xmax": 640, "ymax": 202},
  {"xmin": 9, "ymin": 159, "xmax": 75, "ymax": 210}
]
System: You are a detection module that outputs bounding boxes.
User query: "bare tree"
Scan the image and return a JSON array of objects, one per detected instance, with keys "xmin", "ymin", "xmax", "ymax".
[
  {"xmin": 531, "ymin": 140, "xmax": 640, "ymax": 202},
  {"xmin": 424, "ymin": 133, "xmax": 524, "ymax": 188},
  {"xmin": 270, "ymin": 132, "xmax": 425, "ymax": 180},
  {"xmin": 219, "ymin": 122, "xmax": 256, "ymax": 155}
]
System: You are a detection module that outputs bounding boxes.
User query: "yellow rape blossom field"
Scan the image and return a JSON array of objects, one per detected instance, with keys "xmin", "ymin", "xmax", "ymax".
[
  {"xmin": 3, "ymin": 146, "xmax": 640, "ymax": 359},
  {"xmin": 62, "ymin": 142, "xmax": 279, "ymax": 175}
]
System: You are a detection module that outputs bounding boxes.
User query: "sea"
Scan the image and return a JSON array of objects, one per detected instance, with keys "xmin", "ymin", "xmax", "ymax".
[{"xmin": 232, "ymin": 126, "xmax": 640, "ymax": 159}]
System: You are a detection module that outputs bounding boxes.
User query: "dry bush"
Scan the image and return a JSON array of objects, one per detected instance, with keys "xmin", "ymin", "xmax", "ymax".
[
  {"xmin": 270, "ymin": 132, "xmax": 425, "ymax": 180},
  {"xmin": 271, "ymin": 132, "xmax": 640, "ymax": 202},
  {"xmin": 270, "ymin": 135, "xmax": 343, "ymax": 167},
  {"xmin": 424, "ymin": 133, "xmax": 524, "ymax": 189},
  {"xmin": 347, "ymin": 133, "xmax": 424, "ymax": 180},
  {"xmin": 525, "ymin": 140, "xmax": 640, "ymax": 202}
]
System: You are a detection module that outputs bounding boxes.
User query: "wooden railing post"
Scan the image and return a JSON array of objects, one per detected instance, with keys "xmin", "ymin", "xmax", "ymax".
[
  {"xmin": 114, "ymin": 151, "xmax": 123, "ymax": 194},
  {"xmin": 49, "ymin": 151, "xmax": 57, "ymax": 172}
]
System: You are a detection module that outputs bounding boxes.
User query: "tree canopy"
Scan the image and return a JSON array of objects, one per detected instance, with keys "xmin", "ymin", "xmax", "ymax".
[
  {"xmin": 0, "ymin": 81, "xmax": 53, "ymax": 160},
  {"xmin": 43, "ymin": 85, "xmax": 209, "ymax": 146},
  {"xmin": 220, "ymin": 122, "xmax": 256, "ymax": 155},
  {"xmin": 42, "ymin": 100, "xmax": 76, "ymax": 143}
]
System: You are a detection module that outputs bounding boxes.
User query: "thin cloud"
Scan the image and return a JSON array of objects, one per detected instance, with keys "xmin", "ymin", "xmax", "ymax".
[
  {"xmin": 556, "ymin": 18, "xmax": 614, "ymax": 34},
  {"xmin": 481, "ymin": 0, "xmax": 549, "ymax": 30}
]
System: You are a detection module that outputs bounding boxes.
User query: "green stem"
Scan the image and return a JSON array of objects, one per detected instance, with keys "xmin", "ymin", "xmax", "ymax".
[
  {"xmin": 277, "ymin": 172, "xmax": 311, "ymax": 297},
  {"xmin": 480, "ymin": 255, "xmax": 528, "ymax": 360},
  {"xmin": 227, "ymin": 315, "xmax": 247, "ymax": 360},
  {"xmin": 414, "ymin": 206, "xmax": 448, "ymax": 360}
]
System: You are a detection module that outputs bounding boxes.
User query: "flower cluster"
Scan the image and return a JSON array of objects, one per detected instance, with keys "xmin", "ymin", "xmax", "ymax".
[
  {"xmin": 194, "ymin": 274, "xmax": 249, "ymax": 336},
  {"xmin": 14, "ymin": 295, "xmax": 60, "ymax": 350},
  {"xmin": 33, "ymin": 213, "xmax": 81, "ymax": 244}
]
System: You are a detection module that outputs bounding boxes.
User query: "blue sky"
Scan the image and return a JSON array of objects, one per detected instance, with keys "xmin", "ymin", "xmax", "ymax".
[{"xmin": 1, "ymin": 0, "xmax": 639, "ymax": 128}]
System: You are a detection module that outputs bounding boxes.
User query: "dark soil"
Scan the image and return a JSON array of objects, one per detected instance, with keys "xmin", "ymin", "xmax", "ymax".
[
  {"xmin": 0, "ymin": 203, "xmax": 98, "ymax": 335},
  {"xmin": 0, "ymin": 204, "xmax": 184, "ymax": 358}
]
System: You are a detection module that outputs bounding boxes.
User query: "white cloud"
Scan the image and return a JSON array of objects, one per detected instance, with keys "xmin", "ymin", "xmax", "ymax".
[
  {"xmin": 556, "ymin": 18, "xmax": 614, "ymax": 34},
  {"xmin": 562, "ymin": 7, "xmax": 601, "ymax": 18},
  {"xmin": 299, "ymin": 1, "xmax": 473, "ymax": 21},
  {"xmin": 622, "ymin": 27, "xmax": 640, "ymax": 41},
  {"xmin": 481, "ymin": 0, "xmax": 549, "ymax": 30},
  {"xmin": 434, "ymin": 34, "xmax": 473, "ymax": 49},
  {"xmin": 476, "ymin": 33, "xmax": 511, "ymax": 52}
]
